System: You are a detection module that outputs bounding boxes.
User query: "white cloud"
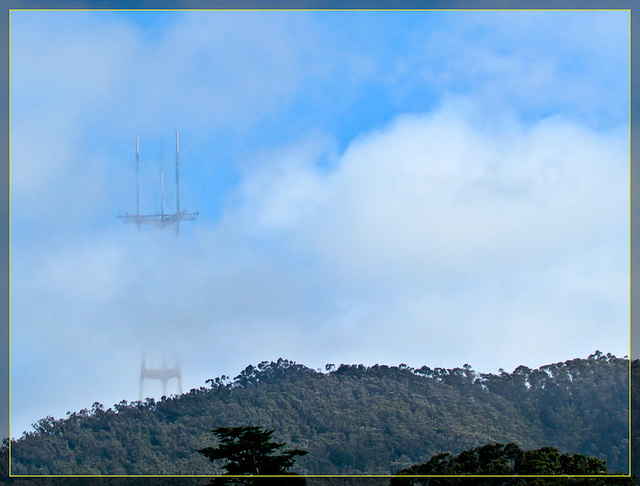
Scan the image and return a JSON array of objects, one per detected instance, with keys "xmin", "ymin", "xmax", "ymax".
[
  {"xmin": 232, "ymin": 102, "xmax": 627, "ymax": 280},
  {"xmin": 213, "ymin": 100, "xmax": 629, "ymax": 369}
]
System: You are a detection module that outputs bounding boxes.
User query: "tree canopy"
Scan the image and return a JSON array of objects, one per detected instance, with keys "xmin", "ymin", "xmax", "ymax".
[
  {"xmin": 391, "ymin": 443, "xmax": 634, "ymax": 486},
  {"xmin": 197, "ymin": 426, "xmax": 307, "ymax": 485}
]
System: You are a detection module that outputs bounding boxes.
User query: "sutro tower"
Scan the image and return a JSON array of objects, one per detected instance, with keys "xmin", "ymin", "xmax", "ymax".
[
  {"xmin": 119, "ymin": 131, "xmax": 199, "ymax": 236},
  {"xmin": 139, "ymin": 353, "xmax": 182, "ymax": 401}
]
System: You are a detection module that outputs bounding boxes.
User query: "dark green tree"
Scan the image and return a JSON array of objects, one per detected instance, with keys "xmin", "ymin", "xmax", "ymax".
[
  {"xmin": 391, "ymin": 443, "xmax": 634, "ymax": 486},
  {"xmin": 197, "ymin": 426, "xmax": 307, "ymax": 485},
  {"xmin": 0, "ymin": 438, "xmax": 10, "ymax": 485}
]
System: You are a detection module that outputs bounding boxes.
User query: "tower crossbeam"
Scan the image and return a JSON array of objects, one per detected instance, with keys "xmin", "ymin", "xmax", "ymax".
[{"xmin": 118, "ymin": 210, "xmax": 199, "ymax": 226}]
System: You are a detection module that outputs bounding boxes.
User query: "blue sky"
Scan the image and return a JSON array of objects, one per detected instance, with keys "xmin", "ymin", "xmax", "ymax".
[{"xmin": 9, "ymin": 10, "xmax": 630, "ymax": 439}]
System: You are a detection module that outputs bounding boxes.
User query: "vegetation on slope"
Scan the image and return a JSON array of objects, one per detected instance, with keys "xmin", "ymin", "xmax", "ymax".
[{"xmin": 8, "ymin": 352, "xmax": 630, "ymax": 476}]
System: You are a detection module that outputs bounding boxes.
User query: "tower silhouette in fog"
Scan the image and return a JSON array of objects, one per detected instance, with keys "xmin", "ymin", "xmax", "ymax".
[{"xmin": 139, "ymin": 353, "xmax": 182, "ymax": 401}]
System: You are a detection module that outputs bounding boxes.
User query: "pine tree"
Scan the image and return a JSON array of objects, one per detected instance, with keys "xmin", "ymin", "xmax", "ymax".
[{"xmin": 198, "ymin": 426, "xmax": 307, "ymax": 485}]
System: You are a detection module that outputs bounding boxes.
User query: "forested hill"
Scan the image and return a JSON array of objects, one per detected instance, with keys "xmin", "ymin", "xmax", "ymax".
[{"xmin": 10, "ymin": 352, "xmax": 629, "ymax": 476}]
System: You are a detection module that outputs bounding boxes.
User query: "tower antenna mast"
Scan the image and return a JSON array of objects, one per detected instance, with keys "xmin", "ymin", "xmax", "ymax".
[
  {"xmin": 175, "ymin": 130, "xmax": 181, "ymax": 236},
  {"xmin": 135, "ymin": 132, "xmax": 140, "ymax": 232},
  {"xmin": 160, "ymin": 139, "xmax": 165, "ymax": 218}
]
